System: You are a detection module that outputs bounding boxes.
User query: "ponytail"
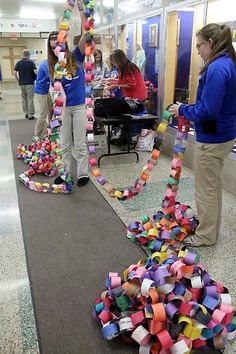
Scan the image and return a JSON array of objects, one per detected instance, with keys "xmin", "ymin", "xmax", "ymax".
[{"xmin": 198, "ymin": 23, "xmax": 236, "ymax": 73}]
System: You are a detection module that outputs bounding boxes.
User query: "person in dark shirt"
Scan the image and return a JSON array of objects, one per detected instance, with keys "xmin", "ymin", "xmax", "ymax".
[{"xmin": 14, "ymin": 49, "xmax": 37, "ymax": 120}]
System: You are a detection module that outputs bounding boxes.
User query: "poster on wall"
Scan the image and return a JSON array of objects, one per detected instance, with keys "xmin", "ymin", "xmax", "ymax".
[
  {"xmin": 149, "ymin": 24, "xmax": 158, "ymax": 47},
  {"xmin": 118, "ymin": 0, "xmax": 161, "ymax": 20}
]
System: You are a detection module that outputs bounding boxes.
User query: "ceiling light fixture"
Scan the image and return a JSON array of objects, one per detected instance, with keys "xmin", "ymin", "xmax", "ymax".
[
  {"xmin": 20, "ymin": 7, "xmax": 56, "ymax": 20},
  {"xmin": 31, "ymin": 0, "xmax": 65, "ymax": 2},
  {"xmin": 118, "ymin": 0, "xmax": 137, "ymax": 13}
]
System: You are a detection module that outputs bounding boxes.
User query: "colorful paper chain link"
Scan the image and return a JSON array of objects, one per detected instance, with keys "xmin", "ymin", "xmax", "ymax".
[
  {"xmin": 16, "ymin": 0, "xmax": 79, "ymax": 193},
  {"xmin": 127, "ymin": 116, "xmax": 199, "ymax": 249},
  {"xmin": 93, "ymin": 113, "xmax": 235, "ymax": 350},
  {"xmin": 87, "ymin": 108, "xmax": 172, "ymax": 199},
  {"xmin": 94, "ymin": 245, "xmax": 236, "ymax": 352},
  {"xmin": 17, "ymin": 134, "xmax": 73, "ymax": 193}
]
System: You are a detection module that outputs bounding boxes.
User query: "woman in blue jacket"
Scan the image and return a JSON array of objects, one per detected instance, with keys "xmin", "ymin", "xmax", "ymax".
[{"xmin": 170, "ymin": 23, "xmax": 236, "ymax": 247}]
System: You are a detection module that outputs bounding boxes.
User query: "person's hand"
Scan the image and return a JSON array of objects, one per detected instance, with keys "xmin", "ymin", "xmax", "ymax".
[
  {"xmin": 108, "ymin": 83, "xmax": 118, "ymax": 90},
  {"xmin": 168, "ymin": 101, "xmax": 182, "ymax": 117}
]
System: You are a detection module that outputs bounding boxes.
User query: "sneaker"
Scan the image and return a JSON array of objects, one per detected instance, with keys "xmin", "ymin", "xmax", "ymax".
[
  {"xmin": 54, "ymin": 176, "xmax": 64, "ymax": 184},
  {"xmin": 183, "ymin": 235, "xmax": 214, "ymax": 247},
  {"xmin": 77, "ymin": 176, "xmax": 89, "ymax": 187},
  {"xmin": 25, "ymin": 114, "xmax": 29, "ymax": 119},
  {"xmin": 28, "ymin": 116, "xmax": 35, "ymax": 120}
]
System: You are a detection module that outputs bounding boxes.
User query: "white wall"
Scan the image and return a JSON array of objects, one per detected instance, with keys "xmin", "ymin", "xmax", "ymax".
[
  {"xmin": 207, "ymin": 0, "xmax": 236, "ymax": 22},
  {"xmin": 0, "ymin": 38, "xmax": 47, "ymax": 81}
]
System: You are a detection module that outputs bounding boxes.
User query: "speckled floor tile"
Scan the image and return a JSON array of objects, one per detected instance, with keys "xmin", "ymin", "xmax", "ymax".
[
  {"xmin": 0, "ymin": 284, "xmax": 38, "ymax": 354},
  {"xmin": 0, "ymin": 233, "xmax": 30, "ymax": 281},
  {"xmin": 18, "ymin": 285, "xmax": 39, "ymax": 353},
  {"xmin": 90, "ymin": 151, "xmax": 194, "ymax": 223},
  {"xmin": 119, "ymin": 176, "xmax": 193, "ymax": 213},
  {"xmin": 0, "ymin": 87, "xmax": 39, "ymax": 353},
  {"xmin": 0, "ymin": 296, "xmax": 24, "ymax": 354}
]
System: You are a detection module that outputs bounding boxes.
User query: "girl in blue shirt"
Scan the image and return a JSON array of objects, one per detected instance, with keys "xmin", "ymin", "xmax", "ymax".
[
  {"xmin": 48, "ymin": 4, "xmax": 89, "ymax": 187},
  {"xmin": 170, "ymin": 24, "xmax": 236, "ymax": 247}
]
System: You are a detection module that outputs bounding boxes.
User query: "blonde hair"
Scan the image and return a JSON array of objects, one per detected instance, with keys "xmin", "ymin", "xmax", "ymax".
[
  {"xmin": 197, "ymin": 23, "xmax": 236, "ymax": 73},
  {"xmin": 22, "ymin": 49, "xmax": 30, "ymax": 58}
]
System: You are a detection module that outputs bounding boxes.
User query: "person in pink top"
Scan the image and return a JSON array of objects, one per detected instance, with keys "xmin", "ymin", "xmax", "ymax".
[
  {"xmin": 106, "ymin": 49, "xmax": 148, "ymax": 149},
  {"xmin": 107, "ymin": 49, "xmax": 147, "ymax": 101}
]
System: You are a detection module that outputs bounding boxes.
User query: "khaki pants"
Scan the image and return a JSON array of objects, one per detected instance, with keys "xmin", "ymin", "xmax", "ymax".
[
  {"xmin": 20, "ymin": 85, "xmax": 35, "ymax": 117},
  {"xmin": 60, "ymin": 104, "xmax": 88, "ymax": 178},
  {"xmin": 34, "ymin": 93, "xmax": 52, "ymax": 138},
  {"xmin": 193, "ymin": 139, "xmax": 235, "ymax": 245}
]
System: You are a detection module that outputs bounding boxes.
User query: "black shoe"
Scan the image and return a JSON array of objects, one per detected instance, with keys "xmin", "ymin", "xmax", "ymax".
[
  {"xmin": 54, "ymin": 176, "xmax": 64, "ymax": 184},
  {"xmin": 28, "ymin": 116, "xmax": 35, "ymax": 120},
  {"xmin": 25, "ymin": 114, "xmax": 29, "ymax": 119},
  {"xmin": 77, "ymin": 176, "xmax": 89, "ymax": 187}
]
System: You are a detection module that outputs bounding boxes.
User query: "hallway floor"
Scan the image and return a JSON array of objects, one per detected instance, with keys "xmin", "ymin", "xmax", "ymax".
[
  {"xmin": 0, "ymin": 82, "xmax": 235, "ymax": 353},
  {"xmin": 0, "ymin": 82, "xmax": 39, "ymax": 353}
]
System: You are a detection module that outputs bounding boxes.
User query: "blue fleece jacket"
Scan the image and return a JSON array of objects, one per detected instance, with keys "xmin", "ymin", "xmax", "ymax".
[
  {"xmin": 34, "ymin": 59, "xmax": 50, "ymax": 95},
  {"xmin": 179, "ymin": 53, "xmax": 236, "ymax": 143}
]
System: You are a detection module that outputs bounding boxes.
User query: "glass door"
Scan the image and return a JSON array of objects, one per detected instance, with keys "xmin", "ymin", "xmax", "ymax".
[{"xmin": 163, "ymin": 4, "xmax": 205, "ymax": 109}]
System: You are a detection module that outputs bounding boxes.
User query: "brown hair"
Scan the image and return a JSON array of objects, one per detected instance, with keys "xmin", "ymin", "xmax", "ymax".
[
  {"xmin": 111, "ymin": 49, "xmax": 139, "ymax": 79},
  {"xmin": 94, "ymin": 49, "xmax": 103, "ymax": 70},
  {"xmin": 197, "ymin": 23, "xmax": 236, "ymax": 73},
  {"xmin": 47, "ymin": 31, "xmax": 78, "ymax": 79}
]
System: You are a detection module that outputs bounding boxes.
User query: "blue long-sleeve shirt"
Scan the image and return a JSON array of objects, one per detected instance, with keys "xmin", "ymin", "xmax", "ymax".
[
  {"xmin": 179, "ymin": 53, "xmax": 236, "ymax": 143},
  {"xmin": 34, "ymin": 59, "xmax": 50, "ymax": 95}
]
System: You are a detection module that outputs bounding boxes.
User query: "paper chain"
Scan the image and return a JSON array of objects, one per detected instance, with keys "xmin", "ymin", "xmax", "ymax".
[
  {"xmin": 88, "ymin": 111, "xmax": 172, "ymax": 199},
  {"xmin": 16, "ymin": 0, "xmax": 187, "ymax": 202},
  {"xmin": 17, "ymin": 0, "xmax": 95, "ymax": 193},
  {"xmin": 94, "ymin": 246, "xmax": 236, "ymax": 352},
  {"xmin": 91, "ymin": 5, "xmax": 235, "ymax": 352},
  {"xmin": 14, "ymin": 1, "xmax": 236, "ymax": 351},
  {"xmin": 16, "ymin": 0, "xmax": 80, "ymax": 193},
  {"xmin": 126, "ymin": 116, "xmax": 199, "ymax": 250}
]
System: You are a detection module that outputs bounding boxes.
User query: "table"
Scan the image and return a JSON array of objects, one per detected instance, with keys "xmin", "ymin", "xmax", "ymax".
[{"xmin": 95, "ymin": 114, "xmax": 158, "ymax": 166}]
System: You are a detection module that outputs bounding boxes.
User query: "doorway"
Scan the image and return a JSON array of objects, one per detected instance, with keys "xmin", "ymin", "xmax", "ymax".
[{"xmin": 163, "ymin": 4, "xmax": 205, "ymax": 109}]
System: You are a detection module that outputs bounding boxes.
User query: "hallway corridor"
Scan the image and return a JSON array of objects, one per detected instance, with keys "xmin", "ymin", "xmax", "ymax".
[{"xmin": 0, "ymin": 82, "xmax": 236, "ymax": 353}]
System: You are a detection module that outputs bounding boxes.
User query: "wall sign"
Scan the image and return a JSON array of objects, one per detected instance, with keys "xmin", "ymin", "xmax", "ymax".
[
  {"xmin": 0, "ymin": 19, "xmax": 56, "ymax": 33},
  {"xmin": 118, "ymin": 0, "xmax": 161, "ymax": 20}
]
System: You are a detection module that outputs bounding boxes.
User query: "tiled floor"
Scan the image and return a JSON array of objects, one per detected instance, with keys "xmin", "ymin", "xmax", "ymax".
[
  {"xmin": 0, "ymin": 83, "xmax": 39, "ymax": 354},
  {"xmin": 0, "ymin": 82, "xmax": 236, "ymax": 353}
]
